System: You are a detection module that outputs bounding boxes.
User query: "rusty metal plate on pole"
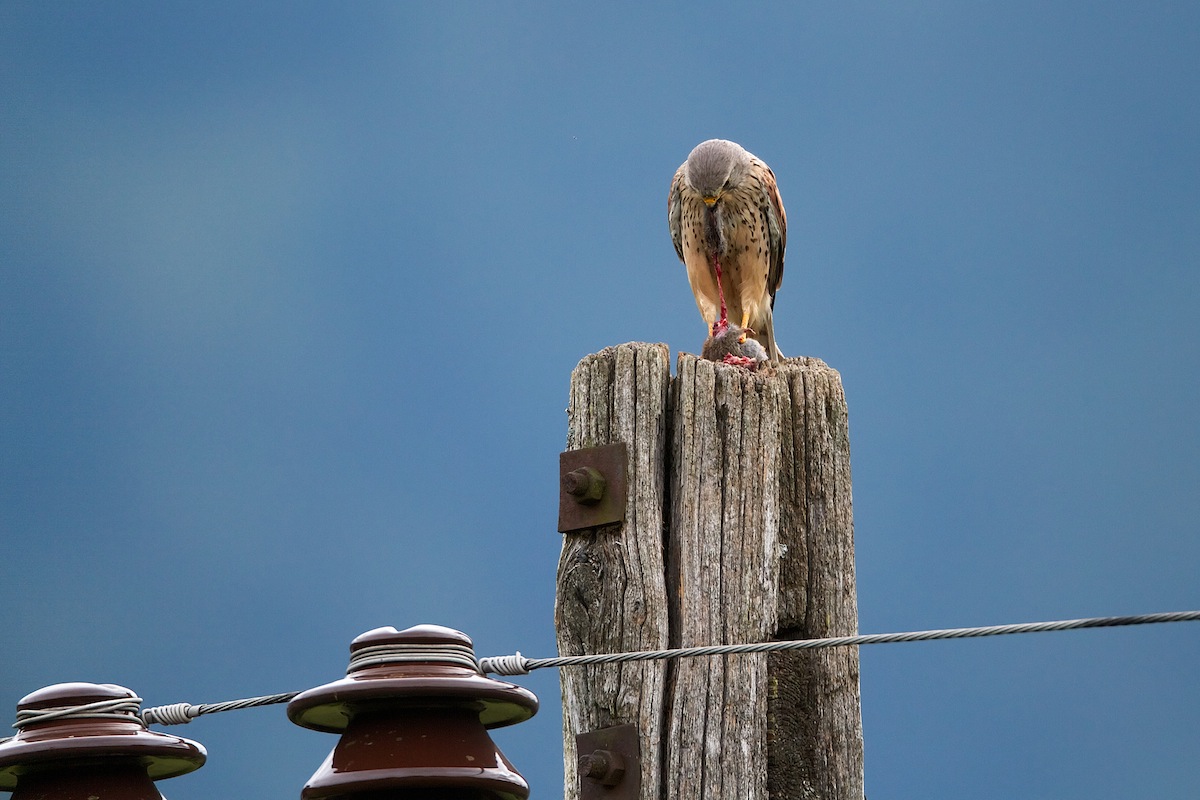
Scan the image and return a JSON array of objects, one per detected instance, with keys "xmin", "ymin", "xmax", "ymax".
[
  {"xmin": 575, "ymin": 723, "xmax": 640, "ymax": 800},
  {"xmin": 558, "ymin": 442, "xmax": 627, "ymax": 533}
]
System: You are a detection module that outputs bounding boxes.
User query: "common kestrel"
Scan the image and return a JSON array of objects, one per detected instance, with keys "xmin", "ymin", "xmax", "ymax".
[{"xmin": 668, "ymin": 139, "xmax": 787, "ymax": 361}]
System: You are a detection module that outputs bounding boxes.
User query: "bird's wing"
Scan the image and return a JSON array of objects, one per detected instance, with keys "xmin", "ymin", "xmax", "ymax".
[
  {"xmin": 667, "ymin": 163, "xmax": 687, "ymax": 263},
  {"xmin": 755, "ymin": 159, "xmax": 787, "ymax": 298}
]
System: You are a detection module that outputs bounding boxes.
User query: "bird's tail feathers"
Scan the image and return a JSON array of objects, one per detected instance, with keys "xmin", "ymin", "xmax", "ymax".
[{"xmin": 756, "ymin": 313, "xmax": 782, "ymax": 362}]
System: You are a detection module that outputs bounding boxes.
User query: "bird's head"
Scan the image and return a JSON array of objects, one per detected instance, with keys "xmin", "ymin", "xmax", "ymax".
[{"xmin": 685, "ymin": 139, "xmax": 752, "ymax": 205}]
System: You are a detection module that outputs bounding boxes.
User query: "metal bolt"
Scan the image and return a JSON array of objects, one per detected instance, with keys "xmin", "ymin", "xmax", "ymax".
[
  {"xmin": 563, "ymin": 466, "xmax": 606, "ymax": 504},
  {"xmin": 579, "ymin": 749, "xmax": 625, "ymax": 787}
]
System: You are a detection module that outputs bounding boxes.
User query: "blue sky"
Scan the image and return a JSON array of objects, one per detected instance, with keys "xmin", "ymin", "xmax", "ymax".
[{"xmin": 2, "ymin": 3, "xmax": 1198, "ymax": 798}]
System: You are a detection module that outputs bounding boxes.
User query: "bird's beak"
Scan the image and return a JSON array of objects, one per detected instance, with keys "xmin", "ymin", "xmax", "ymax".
[{"xmin": 702, "ymin": 196, "xmax": 719, "ymax": 206}]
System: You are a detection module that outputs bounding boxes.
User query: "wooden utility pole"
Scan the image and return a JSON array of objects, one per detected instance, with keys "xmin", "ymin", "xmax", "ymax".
[
  {"xmin": 556, "ymin": 342, "xmax": 863, "ymax": 800},
  {"xmin": 557, "ymin": 343, "xmax": 673, "ymax": 800}
]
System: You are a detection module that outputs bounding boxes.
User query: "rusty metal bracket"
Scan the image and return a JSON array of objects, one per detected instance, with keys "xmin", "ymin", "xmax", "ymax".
[
  {"xmin": 558, "ymin": 442, "xmax": 627, "ymax": 533},
  {"xmin": 576, "ymin": 723, "xmax": 640, "ymax": 800}
]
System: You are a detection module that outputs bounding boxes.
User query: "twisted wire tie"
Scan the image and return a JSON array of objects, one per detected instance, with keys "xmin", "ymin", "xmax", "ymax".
[
  {"xmin": 14, "ymin": 697, "xmax": 145, "ymax": 730},
  {"xmin": 347, "ymin": 642, "xmax": 480, "ymax": 674},
  {"xmin": 135, "ymin": 610, "xmax": 1200, "ymax": 725},
  {"xmin": 141, "ymin": 692, "xmax": 301, "ymax": 726},
  {"xmin": 479, "ymin": 652, "xmax": 527, "ymax": 676}
]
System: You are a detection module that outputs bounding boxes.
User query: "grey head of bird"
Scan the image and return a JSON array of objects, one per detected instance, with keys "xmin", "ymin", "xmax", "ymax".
[{"xmin": 684, "ymin": 139, "xmax": 753, "ymax": 204}]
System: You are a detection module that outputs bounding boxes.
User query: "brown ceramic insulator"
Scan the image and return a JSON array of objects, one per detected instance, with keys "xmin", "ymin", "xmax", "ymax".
[
  {"xmin": 288, "ymin": 625, "xmax": 538, "ymax": 800},
  {"xmin": 0, "ymin": 682, "xmax": 205, "ymax": 800}
]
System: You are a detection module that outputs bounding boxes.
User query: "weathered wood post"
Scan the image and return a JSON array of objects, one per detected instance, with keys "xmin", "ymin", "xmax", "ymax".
[
  {"xmin": 556, "ymin": 343, "xmax": 673, "ymax": 800},
  {"xmin": 556, "ymin": 343, "xmax": 863, "ymax": 800}
]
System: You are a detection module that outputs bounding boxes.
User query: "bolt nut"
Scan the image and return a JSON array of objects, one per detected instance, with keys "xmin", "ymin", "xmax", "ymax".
[
  {"xmin": 579, "ymin": 749, "xmax": 625, "ymax": 787},
  {"xmin": 563, "ymin": 466, "xmax": 606, "ymax": 504}
]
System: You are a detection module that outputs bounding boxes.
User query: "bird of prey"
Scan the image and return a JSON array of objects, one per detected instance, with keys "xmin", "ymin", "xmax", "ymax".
[
  {"xmin": 668, "ymin": 139, "xmax": 787, "ymax": 361},
  {"xmin": 701, "ymin": 319, "xmax": 769, "ymax": 370}
]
